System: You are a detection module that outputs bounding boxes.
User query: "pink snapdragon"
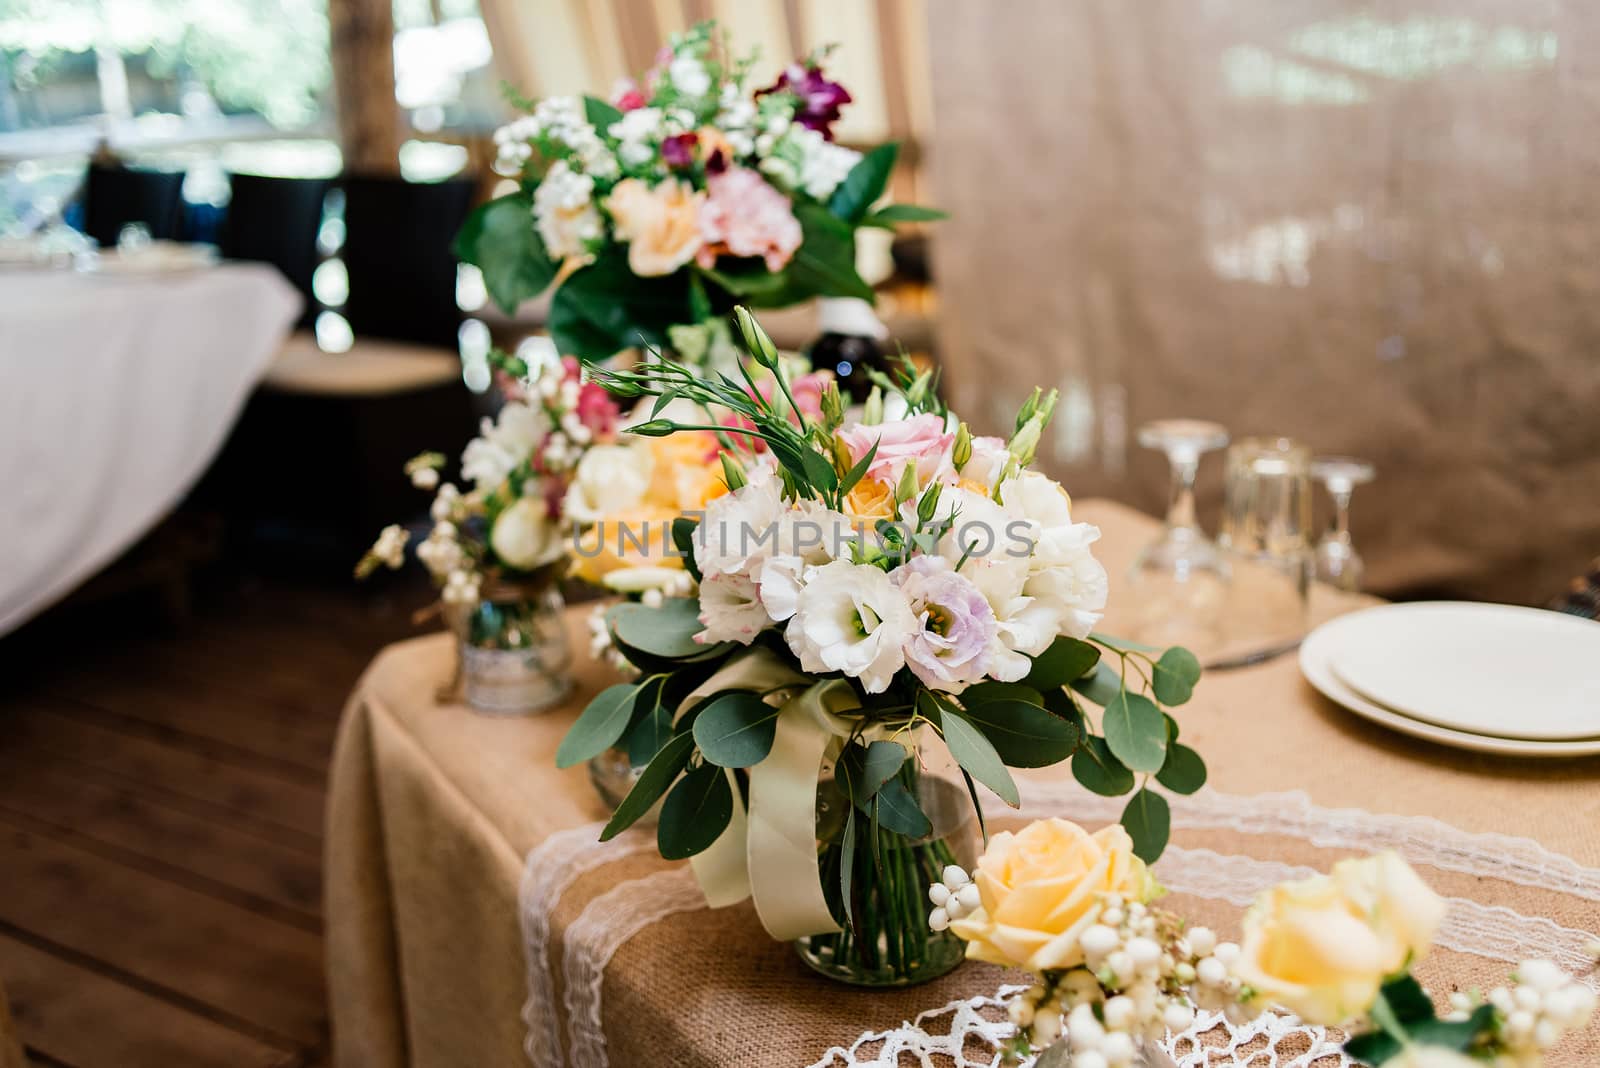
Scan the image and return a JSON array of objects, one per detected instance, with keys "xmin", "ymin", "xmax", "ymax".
[
  {"xmin": 696, "ymin": 166, "xmax": 802, "ymax": 272},
  {"xmin": 838, "ymin": 413, "xmax": 954, "ymax": 484}
]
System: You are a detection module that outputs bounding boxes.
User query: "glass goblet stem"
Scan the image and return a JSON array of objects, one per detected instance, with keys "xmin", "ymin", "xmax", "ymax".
[{"xmin": 1165, "ymin": 450, "xmax": 1202, "ymax": 531}]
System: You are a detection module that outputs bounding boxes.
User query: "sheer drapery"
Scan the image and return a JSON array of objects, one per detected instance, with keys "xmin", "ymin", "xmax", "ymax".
[{"xmin": 926, "ymin": 0, "xmax": 1600, "ymax": 603}]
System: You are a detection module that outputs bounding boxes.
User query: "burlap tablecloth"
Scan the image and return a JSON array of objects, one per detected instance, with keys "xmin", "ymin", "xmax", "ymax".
[
  {"xmin": 0, "ymin": 979, "xmax": 24, "ymax": 1068},
  {"xmin": 325, "ymin": 499, "xmax": 1600, "ymax": 1068}
]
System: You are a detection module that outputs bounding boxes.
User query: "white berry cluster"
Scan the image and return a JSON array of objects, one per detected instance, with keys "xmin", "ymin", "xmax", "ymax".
[
  {"xmin": 926, "ymin": 881, "xmax": 1261, "ymax": 1068},
  {"xmin": 1466, "ymin": 959, "xmax": 1597, "ymax": 1066},
  {"xmin": 441, "ymin": 568, "xmax": 481, "ymax": 607},
  {"xmin": 927, "ymin": 865, "xmax": 981, "ymax": 932},
  {"xmin": 356, "ymin": 524, "xmax": 409, "ymax": 577},
  {"xmin": 416, "ymin": 521, "xmax": 465, "ymax": 579},
  {"xmin": 587, "ymin": 604, "xmax": 634, "ymax": 676}
]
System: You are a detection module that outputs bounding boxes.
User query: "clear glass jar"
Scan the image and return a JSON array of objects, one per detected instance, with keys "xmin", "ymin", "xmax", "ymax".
[
  {"xmin": 457, "ymin": 585, "xmax": 572, "ymax": 715},
  {"xmin": 794, "ymin": 765, "xmax": 978, "ymax": 987}
]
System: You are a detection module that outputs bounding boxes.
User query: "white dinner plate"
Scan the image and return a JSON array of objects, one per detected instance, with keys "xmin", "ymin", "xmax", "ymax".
[
  {"xmin": 1300, "ymin": 619, "xmax": 1600, "ymax": 758},
  {"xmin": 1326, "ymin": 602, "xmax": 1600, "ymax": 741}
]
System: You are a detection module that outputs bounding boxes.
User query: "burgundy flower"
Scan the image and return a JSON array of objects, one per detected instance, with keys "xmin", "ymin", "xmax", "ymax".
[
  {"xmin": 759, "ymin": 63, "xmax": 852, "ymax": 140},
  {"xmin": 661, "ymin": 131, "xmax": 699, "ymax": 170}
]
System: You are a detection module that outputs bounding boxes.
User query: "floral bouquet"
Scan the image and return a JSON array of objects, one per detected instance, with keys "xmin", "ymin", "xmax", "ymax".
[
  {"xmin": 935, "ymin": 820, "xmax": 1597, "ymax": 1067},
  {"xmin": 455, "ymin": 21, "xmax": 943, "ymax": 365},
  {"xmin": 554, "ymin": 309, "xmax": 1210, "ymax": 985}
]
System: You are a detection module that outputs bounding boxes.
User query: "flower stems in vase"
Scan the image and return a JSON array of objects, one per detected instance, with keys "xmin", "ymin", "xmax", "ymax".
[{"xmin": 798, "ymin": 764, "xmax": 970, "ymax": 986}]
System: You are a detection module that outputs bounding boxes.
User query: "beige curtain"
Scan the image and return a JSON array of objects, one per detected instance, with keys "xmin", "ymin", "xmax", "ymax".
[{"xmin": 926, "ymin": 0, "xmax": 1600, "ymax": 603}]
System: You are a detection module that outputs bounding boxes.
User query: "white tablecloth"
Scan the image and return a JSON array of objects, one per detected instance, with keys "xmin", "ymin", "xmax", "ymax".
[{"xmin": 0, "ymin": 262, "xmax": 300, "ymax": 635}]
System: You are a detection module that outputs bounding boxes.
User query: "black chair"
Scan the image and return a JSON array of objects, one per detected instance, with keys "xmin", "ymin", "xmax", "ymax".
[
  {"xmin": 340, "ymin": 175, "xmax": 476, "ymax": 349},
  {"xmin": 219, "ymin": 174, "xmax": 331, "ymax": 328},
  {"xmin": 82, "ymin": 163, "xmax": 186, "ymax": 247}
]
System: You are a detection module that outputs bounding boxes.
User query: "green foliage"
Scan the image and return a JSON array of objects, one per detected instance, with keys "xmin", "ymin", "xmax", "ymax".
[
  {"xmin": 1101, "ymin": 690, "xmax": 1168, "ymax": 773},
  {"xmin": 601, "ymin": 731, "xmax": 695, "ymax": 840},
  {"xmin": 828, "ymin": 142, "xmax": 898, "ymax": 223},
  {"xmin": 1071, "ymin": 734, "xmax": 1136, "ymax": 796},
  {"xmin": 453, "ymin": 192, "xmax": 558, "ymax": 315},
  {"xmin": 608, "ymin": 598, "xmax": 721, "ymax": 661},
  {"xmin": 1070, "ymin": 660, "xmax": 1125, "ymax": 707},
  {"xmin": 836, "ymin": 740, "xmax": 907, "ymax": 807},
  {"xmin": 1121, "ymin": 787, "xmax": 1171, "ymax": 863},
  {"xmin": 1344, "ymin": 975, "xmax": 1498, "ymax": 1065},
  {"xmin": 957, "ymin": 691, "xmax": 1079, "ymax": 768},
  {"xmin": 1152, "ymin": 647, "xmax": 1203, "ymax": 706},
  {"xmin": 692, "ymin": 691, "xmax": 780, "ymax": 768},
  {"xmin": 860, "ymin": 204, "xmax": 949, "ymax": 228},
  {"xmin": 939, "ymin": 707, "xmax": 1019, "ymax": 807},
  {"xmin": 555, "ymin": 683, "xmax": 639, "ymax": 768},
  {"xmin": 1155, "ymin": 743, "xmax": 1208, "ymax": 795},
  {"xmin": 657, "ymin": 761, "xmax": 734, "ymax": 860},
  {"xmin": 548, "ymin": 247, "xmax": 696, "ymax": 360},
  {"xmin": 1025, "ymin": 637, "xmax": 1102, "ymax": 691},
  {"xmin": 872, "ymin": 778, "xmax": 932, "ymax": 839}
]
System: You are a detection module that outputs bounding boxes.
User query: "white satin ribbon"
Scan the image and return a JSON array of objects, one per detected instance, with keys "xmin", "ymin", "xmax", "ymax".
[{"xmin": 679, "ymin": 649, "xmax": 866, "ymax": 939}]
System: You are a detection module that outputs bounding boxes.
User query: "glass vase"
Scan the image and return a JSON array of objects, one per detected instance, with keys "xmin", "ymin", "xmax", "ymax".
[
  {"xmin": 795, "ymin": 764, "xmax": 978, "ymax": 987},
  {"xmin": 457, "ymin": 585, "xmax": 573, "ymax": 715},
  {"xmin": 588, "ymin": 744, "xmax": 653, "ymax": 820}
]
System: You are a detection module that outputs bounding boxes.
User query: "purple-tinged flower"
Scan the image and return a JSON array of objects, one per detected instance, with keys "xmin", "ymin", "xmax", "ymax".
[
  {"xmin": 662, "ymin": 131, "xmax": 699, "ymax": 169},
  {"xmin": 894, "ymin": 557, "xmax": 998, "ymax": 691},
  {"xmin": 760, "ymin": 63, "xmax": 852, "ymax": 140}
]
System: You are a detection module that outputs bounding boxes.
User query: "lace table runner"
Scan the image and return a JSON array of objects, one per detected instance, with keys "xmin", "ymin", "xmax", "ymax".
[{"xmin": 518, "ymin": 786, "xmax": 1600, "ymax": 1068}]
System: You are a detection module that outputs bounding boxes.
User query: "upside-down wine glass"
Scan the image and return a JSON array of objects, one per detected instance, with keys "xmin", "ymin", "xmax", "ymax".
[
  {"xmin": 1124, "ymin": 419, "xmax": 1232, "ymax": 654},
  {"xmin": 1311, "ymin": 456, "xmax": 1376, "ymax": 593}
]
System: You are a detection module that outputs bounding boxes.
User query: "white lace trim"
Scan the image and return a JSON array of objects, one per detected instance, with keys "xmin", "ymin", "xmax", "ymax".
[
  {"xmin": 806, "ymin": 986, "xmax": 1357, "ymax": 1068},
  {"xmin": 519, "ymin": 823, "xmax": 655, "ymax": 1067},
  {"xmin": 561, "ymin": 867, "xmax": 707, "ymax": 1068},
  {"xmin": 1004, "ymin": 784, "xmax": 1600, "ymax": 902}
]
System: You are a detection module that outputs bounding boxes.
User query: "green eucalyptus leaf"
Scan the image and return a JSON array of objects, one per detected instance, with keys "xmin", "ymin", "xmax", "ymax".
[
  {"xmin": 956, "ymin": 698, "xmax": 1079, "ymax": 768},
  {"xmin": 1102, "ymin": 690, "xmax": 1169, "ymax": 773},
  {"xmin": 1025, "ymin": 637, "xmax": 1102, "ymax": 691},
  {"xmin": 608, "ymin": 598, "xmax": 719, "ymax": 660},
  {"xmin": 828, "ymin": 142, "xmax": 898, "ymax": 223},
  {"xmin": 873, "ymin": 777, "xmax": 932, "ymax": 839},
  {"xmin": 1069, "ymin": 661, "xmax": 1124, "ymax": 707},
  {"xmin": 961, "ymin": 681, "xmax": 1043, "ymax": 708},
  {"xmin": 549, "ymin": 247, "xmax": 695, "ymax": 361},
  {"xmin": 555, "ymin": 683, "xmax": 640, "ymax": 768},
  {"xmin": 657, "ymin": 761, "xmax": 734, "ymax": 860},
  {"xmin": 1090, "ymin": 631, "xmax": 1160, "ymax": 653},
  {"xmin": 1378, "ymin": 975, "xmax": 1436, "ymax": 1024},
  {"xmin": 692, "ymin": 691, "xmax": 780, "ymax": 768},
  {"xmin": 1155, "ymin": 742, "xmax": 1207, "ymax": 795},
  {"xmin": 1071, "ymin": 735, "xmax": 1135, "ymax": 796},
  {"xmin": 1121, "ymin": 787, "xmax": 1171, "ymax": 863},
  {"xmin": 600, "ymin": 731, "xmax": 695, "ymax": 840},
  {"xmin": 837, "ymin": 740, "xmax": 907, "ymax": 805},
  {"xmin": 1152, "ymin": 647, "xmax": 1203, "ymax": 706},
  {"xmin": 941, "ymin": 709, "xmax": 1019, "ymax": 807},
  {"xmin": 839, "ymin": 806, "xmax": 857, "ymax": 924},
  {"xmin": 1341, "ymin": 1032, "xmax": 1400, "ymax": 1064},
  {"xmin": 452, "ymin": 192, "xmax": 556, "ymax": 314}
]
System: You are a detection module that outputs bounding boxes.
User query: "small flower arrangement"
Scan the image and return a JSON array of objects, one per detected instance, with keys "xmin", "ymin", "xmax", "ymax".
[
  {"xmin": 455, "ymin": 21, "xmax": 943, "ymax": 364},
  {"xmin": 356, "ymin": 347, "xmax": 626, "ymax": 636},
  {"xmin": 937, "ymin": 820, "xmax": 1597, "ymax": 1067},
  {"xmin": 555, "ymin": 308, "xmax": 1209, "ymax": 984}
]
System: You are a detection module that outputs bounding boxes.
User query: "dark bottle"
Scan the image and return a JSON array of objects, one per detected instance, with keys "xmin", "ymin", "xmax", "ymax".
[{"xmin": 807, "ymin": 297, "xmax": 890, "ymax": 403}]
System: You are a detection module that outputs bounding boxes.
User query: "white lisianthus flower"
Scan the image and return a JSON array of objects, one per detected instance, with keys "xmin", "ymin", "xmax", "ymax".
[
  {"xmin": 564, "ymin": 441, "xmax": 654, "ymax": 524},
  {"xmin": 785, "ymin": 559, "xmax": 916, "ymax": 693},
  {"xmin": 894, "ymin": 557, "xmax": 999, "ymax": 692},
  {"xmin": 998, "ymin": 471, "xmax": 1108, "ymax": 639},
  {"xmin": 694, "ymin": 473, "xmax": 786, "ymax": 579},
  {"xmin": 757, "ymin": 553, "xmax": 807, "ymax": 623},
  {"xmin": 532, "ymin": 161, "xmax": 603, "ymax": 258},
  {"xmin": 490, "ymin": 497, "xmax": 560, "ymax": 570},
  {"xmin": 960, "ymin": 435, "xmax": 1013, "ymax": 490},
  {"xmin": 697, "ymin": 570, "xmax": 771, "ymax": 644},
  {"xmin": 461, "ymin": 403, "xmax": 546, "ymax": 490}
]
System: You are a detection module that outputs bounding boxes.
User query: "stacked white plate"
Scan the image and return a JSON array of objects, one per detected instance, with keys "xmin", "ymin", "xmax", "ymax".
[{"xmin": 1299, "ymin": 602, "xmax": 1600, "ymax": 757}]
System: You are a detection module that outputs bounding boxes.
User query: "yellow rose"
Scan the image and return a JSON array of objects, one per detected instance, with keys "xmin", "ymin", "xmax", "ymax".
[
  {"xmin": 1232, "ymin": 851, "xmax": 1445, "ymax": 1026},
  {"xmin": 1386, "ymin": 1049, "xmax": 1478, "ymax": 1068},
  {"xmin": 605, "ymin": 178, "xmax": 704, "ymax": 277},
  {"xmin": 643, "ymin": 433, "xmax": 728, "ymax": 511},
  {"xmin": 948, "ymin": 819, "xmax": 1153, "ymax": 972},
  {"xmin": 843, "ymin": 476, "xmax": 896, "ymax": 522}
]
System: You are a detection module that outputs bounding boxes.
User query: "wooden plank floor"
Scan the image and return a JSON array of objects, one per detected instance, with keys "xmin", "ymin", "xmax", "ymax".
[{"xmin": 0, "ymin": 573, "xmax": 426, "ymax": 1067}]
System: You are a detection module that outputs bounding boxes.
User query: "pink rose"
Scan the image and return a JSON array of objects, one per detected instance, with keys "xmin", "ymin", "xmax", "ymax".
[
  {"xmin": 838, "ymin": 413, "xmax": 955, "ymax": 483},
  {"xmin": 696, "ymin": 167, "xmax": 802, "ymax": 272}
]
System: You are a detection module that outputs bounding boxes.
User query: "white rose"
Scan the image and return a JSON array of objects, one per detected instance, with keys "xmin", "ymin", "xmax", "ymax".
[
  {"xmin": 564, "ymin": 441, "xmax": 654, "ymax": 524},
  {"xmin": 490, "ymin": 497, "xmax": 559, "ymax": 569},
  {"xmin": 784, "ymin": 559, "xmax": 916, "ymax": 693}
]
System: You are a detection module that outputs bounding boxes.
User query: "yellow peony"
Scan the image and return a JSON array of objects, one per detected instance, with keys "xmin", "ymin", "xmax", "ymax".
[
  {"xmin": 605, "ymin": 178, "xmax": 704, "ymax": 277},
  {"xmin": 1232, "ymin": 851, "xmax": 1446, "ymax": 1026},
  {"xmin": 949, "ymin": 819, "xmax": 1154, "ymax": 972}
]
